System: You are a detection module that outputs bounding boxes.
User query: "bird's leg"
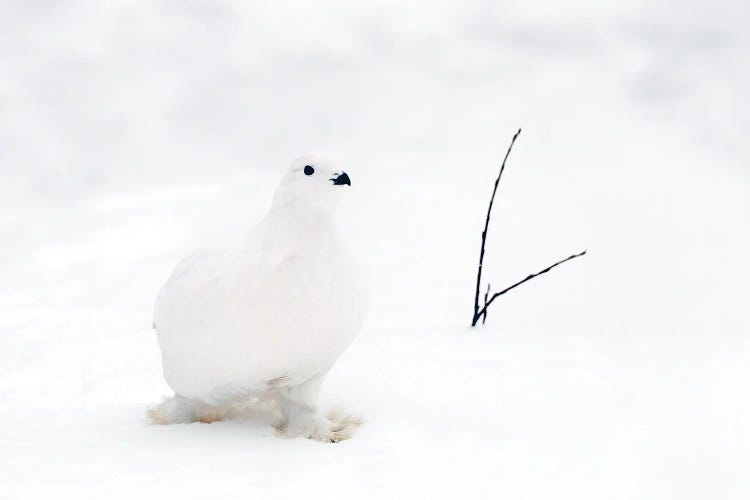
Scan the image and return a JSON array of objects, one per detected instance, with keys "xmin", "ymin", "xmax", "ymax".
[
  {"xmin": 147, "ymin": 395, "xmax": 228, "ymax": 425},
  {"xmin": 274, "ymin": 373, "xmax": 353, "ymax": 443}
]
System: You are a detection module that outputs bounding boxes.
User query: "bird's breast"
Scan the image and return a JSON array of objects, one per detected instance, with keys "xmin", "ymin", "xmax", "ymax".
[{"xmin": 155, "ymin": 240, "xmax": 368, "ymax": 401}]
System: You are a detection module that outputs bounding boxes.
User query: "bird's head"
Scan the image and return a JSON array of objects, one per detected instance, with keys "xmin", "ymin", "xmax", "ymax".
[{"xmin": 270, "ymin": 155, "xmax": 351, "ymax": 216}]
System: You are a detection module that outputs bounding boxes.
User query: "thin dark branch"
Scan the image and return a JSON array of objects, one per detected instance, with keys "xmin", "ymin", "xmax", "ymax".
[
  {"xmin": 472, "ymin": 128, "xmax": 522, "ymax": 326},
  {"xmin": 482, "ymin": 283, "xmax": 490, "ymax": 325},
  {"xmin": 470, "ymin": 129, "xmax": 586, "ymax": 326},
  {"xmin": 475, "ymin": 250, "xmax": 586, "ymax": 320}
]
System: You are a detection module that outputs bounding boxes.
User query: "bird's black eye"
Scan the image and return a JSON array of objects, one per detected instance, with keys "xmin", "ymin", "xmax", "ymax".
[{"xmin": 304, "ymin": 165, "xmax": 314, "ymax": 175}]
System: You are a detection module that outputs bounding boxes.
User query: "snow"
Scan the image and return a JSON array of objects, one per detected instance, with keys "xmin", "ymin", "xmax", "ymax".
[{"xmin": 1, "ymin": 0, "xmax": 748, "ymax": 498}]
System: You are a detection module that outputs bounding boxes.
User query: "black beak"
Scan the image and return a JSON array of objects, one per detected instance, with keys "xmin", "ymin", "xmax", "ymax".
[{"xmin": 331, "ymin": 172, "xmax": 351, "ymax": 186}]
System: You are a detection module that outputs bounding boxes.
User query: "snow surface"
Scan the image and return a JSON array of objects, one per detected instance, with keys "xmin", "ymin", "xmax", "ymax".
[{"xmin": 1, "ymin": 1, "xmax": 749, "ymax": 498}]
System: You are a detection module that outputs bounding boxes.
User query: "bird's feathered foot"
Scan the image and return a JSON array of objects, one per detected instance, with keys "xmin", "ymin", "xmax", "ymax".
[
  {"xmin": 274, "ymin": 410, "xmax": 361, "ymax": 443},
  {"xmin": 146, "ymin": 395, "xmax": 228, "ymax": 425},
  {"xmin": 273, "ymin": 373, "xmax": 361, "ymax": 443},
  {"xmin": 274, "ymin": 414, "xmax": 355, "ymax": 443},
  {"xmin": 327, "ymin": 408, "xmax": 363, "ymax": 429}
]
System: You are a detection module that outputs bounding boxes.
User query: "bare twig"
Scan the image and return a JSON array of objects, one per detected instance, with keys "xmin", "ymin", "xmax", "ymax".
[
  {"xmin": 473, "ymin": 251, "xmax": 586, "ymax": 324},
  {"xmin": 482, "ymin": 283, "xmax": 490, "ymax": 325},
  {"xmin": 471, "ymin": 129, "xmax": 586, "ymax": 327},
  {"xmin": 472, "ymin": 129, "xmax": 521, "ymax": 326}
]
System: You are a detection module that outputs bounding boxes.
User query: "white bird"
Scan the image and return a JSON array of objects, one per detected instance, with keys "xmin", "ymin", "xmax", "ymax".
[{"xmin": 147, "ymin": 156, "xmax": 369, "ymax": 442}]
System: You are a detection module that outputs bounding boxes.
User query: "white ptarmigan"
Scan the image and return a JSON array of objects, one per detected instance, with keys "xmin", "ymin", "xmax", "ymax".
[{"xmin": 148, "ymin": 156, "xmax": 369, "ymax": 442}]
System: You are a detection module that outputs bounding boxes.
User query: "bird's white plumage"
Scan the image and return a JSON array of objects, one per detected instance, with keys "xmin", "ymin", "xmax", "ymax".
[{"xmin": 150, "ymin": 157, "xmax": 368, "ymax": 441}]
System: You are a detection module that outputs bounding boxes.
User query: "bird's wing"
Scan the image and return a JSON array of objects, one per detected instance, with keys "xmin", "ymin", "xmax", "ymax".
[
  {"xmin": 152, "ymin": 250, "xmax": 236, "ymax": 331},
  {"xmin": 151, "ymin": 216, "xmax": 299, "ymax": 335}
]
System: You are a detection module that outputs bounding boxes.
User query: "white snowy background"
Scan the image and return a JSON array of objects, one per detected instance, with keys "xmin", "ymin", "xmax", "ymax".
[{"xmin": 1, "ymin": 0, "xmax": 748, "ymax": 498}]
